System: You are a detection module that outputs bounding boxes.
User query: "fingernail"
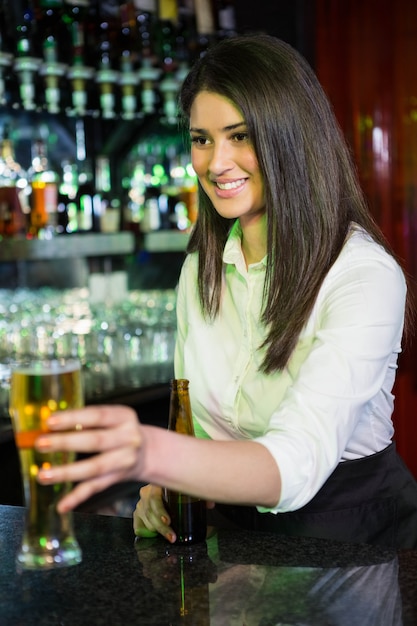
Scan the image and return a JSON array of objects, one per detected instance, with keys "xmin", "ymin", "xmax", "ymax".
[
  {"xmin": 47, "ymin": 416, "xmax": 59, "ymax": 428},
  {"xmin": 57, "ymin": 501, "xmax": 70, "ymax": 514},
  {"xmin": 38, "ymin": 468, "xmax": 53, "ymax": 482},
  {"xmin": 166, "ymin": 532, "xmax": 176, "ymax": 543},
  {"xmin": 36, "ymin": 437, "xmax": 51, "ymax": 451},
  {"xmin": 161, "ymin": 515, "xmax": 168, "ymax": 524}
]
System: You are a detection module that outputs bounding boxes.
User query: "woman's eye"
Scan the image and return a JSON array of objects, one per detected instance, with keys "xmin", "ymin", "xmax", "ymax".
[
  {"xmin": 190, "ymin": 135, "xmax": 209, "ymax": 146},
  {"xmin": 232, "ymin": 132, "xmax": 249, "ymax": 142}
]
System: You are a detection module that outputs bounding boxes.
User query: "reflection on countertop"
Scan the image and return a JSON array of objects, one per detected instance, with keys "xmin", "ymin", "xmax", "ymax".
[
  {"xmin": 1, "ymin": 504, "xmax": 416, "ymax": 625},
  {"xmin": 137, "ymin": 530, "xmax": 402, "ymax": 626}
]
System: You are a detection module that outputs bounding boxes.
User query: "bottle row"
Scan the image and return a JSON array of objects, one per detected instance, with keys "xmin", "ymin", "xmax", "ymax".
[
  {"xmin": 0, "ymin": 0, "xmax": 237, "ymax": 120},
  {"xmin": 0, "ymin": 116, "xmax": 197, "ymax": 239}
]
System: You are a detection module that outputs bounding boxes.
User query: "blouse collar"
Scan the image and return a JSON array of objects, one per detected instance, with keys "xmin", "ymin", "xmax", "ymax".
[{"xmin": 223, "ymin": 220, "xmax": 267, "ymax": 270}]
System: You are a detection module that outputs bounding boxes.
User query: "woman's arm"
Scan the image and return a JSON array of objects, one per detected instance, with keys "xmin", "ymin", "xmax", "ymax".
[{"xmin": 36, "ymin": 405, "xmax": 281, "ymax": 513}]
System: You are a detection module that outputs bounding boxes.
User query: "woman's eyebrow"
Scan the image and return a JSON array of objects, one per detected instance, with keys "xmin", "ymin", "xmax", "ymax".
[{"xmin": 189, "ymin": 122, "xmax": 246, "ymax": 133}]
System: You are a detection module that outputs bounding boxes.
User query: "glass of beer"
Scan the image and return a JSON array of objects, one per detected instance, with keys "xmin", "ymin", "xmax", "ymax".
[{"xmin": 9, "ymin": 357, "xmax": 83, "ymax": 570}]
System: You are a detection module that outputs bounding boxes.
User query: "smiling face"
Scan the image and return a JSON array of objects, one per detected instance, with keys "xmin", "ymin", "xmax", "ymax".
[{"xmin": 189, "ymin": 91, "xmax": 265, "ymax": 226}]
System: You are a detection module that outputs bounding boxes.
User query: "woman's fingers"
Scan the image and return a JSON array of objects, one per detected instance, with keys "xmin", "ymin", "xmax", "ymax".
[
  {"xmin": 47, "ymin": 404, "xmax": 136, "ymax": 431},
  {"xmin": 38, "ymin": 443, "xmax": 144, "ymax": 514},
  {"xmin": 32, "ymin": 405, "xmax": 159, "ymax": 514},
  {"xmin": 133, "ymin": 485, "xmax": 176, "ymax": 543},
  {"xmin": 38, "ymin": 446, "xmax": 140, "ymax": 485},
  {"xmin": 56, "ymin": 471, "xmax": 126, "ymax": 513},
  {"xmin": 35, "ymin": 405, "xmax": 142, "ymax": 454}
]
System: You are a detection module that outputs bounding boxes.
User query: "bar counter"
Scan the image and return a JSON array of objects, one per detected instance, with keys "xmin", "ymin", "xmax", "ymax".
[{"xmin": 1, "ymin": 504, "xmax": 416, "ymax": 625}]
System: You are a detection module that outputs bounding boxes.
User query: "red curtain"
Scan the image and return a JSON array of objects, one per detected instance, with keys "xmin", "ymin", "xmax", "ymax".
[{"xmin": 315, "ymin": 0, "xmax": 417, "ymax": 476}]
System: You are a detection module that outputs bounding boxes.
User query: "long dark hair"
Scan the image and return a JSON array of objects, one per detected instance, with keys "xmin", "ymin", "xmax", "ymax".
[{"xmin": 179, "ymin": 34, "xmax": 411, "ymax": 372}]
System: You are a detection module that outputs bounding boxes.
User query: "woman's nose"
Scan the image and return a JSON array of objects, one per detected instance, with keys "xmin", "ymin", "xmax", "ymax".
[{"xmin": 208, "ymin": 142, "xmax": 234, "ymax": 175}]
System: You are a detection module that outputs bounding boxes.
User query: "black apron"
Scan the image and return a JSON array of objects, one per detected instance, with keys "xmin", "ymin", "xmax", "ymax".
[{"xmin": 210, "ymin": 443, "xmax": 417, "ymax": 549}]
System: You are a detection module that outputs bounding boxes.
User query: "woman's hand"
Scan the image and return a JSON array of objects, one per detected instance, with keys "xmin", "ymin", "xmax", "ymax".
[
  {"xmin": 34, "ymin": 404, "xmax": 281, "ymax": 517},
  {"xmin": 35, "ymin": 405, "xmax": 145, "ymax": 514},
  {"xmin": 133, "ymin": 484, "xmax": 176, "ymax": 543}
]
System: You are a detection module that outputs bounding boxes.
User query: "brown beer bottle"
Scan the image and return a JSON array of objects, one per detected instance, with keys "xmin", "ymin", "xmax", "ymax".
[{"xmin": 163, "ymin": 379, "xmax": 207, "ymax": 544}]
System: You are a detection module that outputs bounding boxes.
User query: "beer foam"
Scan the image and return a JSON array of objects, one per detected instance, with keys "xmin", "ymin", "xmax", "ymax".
[{"xmin": 13, "ymin": 359, "xmax": 81, "ymax": 376}]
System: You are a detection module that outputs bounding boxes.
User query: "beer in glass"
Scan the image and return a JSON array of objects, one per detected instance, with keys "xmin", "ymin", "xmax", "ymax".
[{"xmin": 9, "ymin": 357, "xmax": 83, "ymax": 569}]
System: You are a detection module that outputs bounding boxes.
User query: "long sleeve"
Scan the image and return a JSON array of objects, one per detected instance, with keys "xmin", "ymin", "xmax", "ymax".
[{"xmin": 256, "ymin": 232, "xmax": 405, "ymax": 511}]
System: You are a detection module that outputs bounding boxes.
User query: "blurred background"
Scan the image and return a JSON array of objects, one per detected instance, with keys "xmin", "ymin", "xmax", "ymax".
[{"xmin": 1, "ymin": 0, "xmax": 416, "ymax": 511}]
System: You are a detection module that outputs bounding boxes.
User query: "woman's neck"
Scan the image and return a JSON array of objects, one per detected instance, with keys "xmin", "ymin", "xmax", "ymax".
[{"xmin": 240, "ymin": 213, "xmax": 267, "ymax": 267}]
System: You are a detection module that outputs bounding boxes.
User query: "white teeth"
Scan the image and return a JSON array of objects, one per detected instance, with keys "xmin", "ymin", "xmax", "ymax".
[{"xmin": 216, "ymin": 179, "xmax": 245, "ymax": 190}]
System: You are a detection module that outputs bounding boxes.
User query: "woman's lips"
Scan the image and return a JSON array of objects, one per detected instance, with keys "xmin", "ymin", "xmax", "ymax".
[{"xmin": 212, "ymin": 178, "xmax": 247, "ymax": 198}]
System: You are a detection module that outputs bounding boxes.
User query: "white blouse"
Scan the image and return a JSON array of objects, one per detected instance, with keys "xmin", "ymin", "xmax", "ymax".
[{"xmin": 174, "ymin": 222, "xmax": 406, "ymax": 514}]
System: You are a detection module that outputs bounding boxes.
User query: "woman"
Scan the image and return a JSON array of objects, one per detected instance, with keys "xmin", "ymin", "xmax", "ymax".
[{"xmin": 37, "ymin": 34, "xmax": 417, "ymax": 548}]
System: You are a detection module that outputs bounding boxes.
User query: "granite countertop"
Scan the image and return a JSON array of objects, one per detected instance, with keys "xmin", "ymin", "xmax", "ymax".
[{"xmin": 1, "ymin": 504, "xmax": 416, "ymax": 625}]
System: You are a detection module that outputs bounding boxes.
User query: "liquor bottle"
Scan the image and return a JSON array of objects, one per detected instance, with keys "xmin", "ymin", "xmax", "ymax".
[
  {"xmin": 217, "ymin": 0, "xmax": 237, "ymax": 37},
  {"xmin": 0, "ymin": 3, "xmax": 14, "ymax": 107},
  {"xmin": 29, "ymin": 135, "xmax": 60, "ymax": 237},
  {"xmin": 157, "ymin": 0, "xmax": 179, "ymax": 71},
  {"xmin": 137, "ymin": 2, "xmax": 161, "ymax": 115},
  {"xmin": 14, "ymin": 1, "xmax": 42, "ymax": 111},
  {"xmin": 194, "ymin": 0, "xmax": 216, "ymax": 39},
  {"xmin": 157, "ymin": 0, "xmax": 181, "ymax": 123},
  {"xmin": 95, "ymin": 155, "xmax": 120, "ymax": 232},
  {"xmin": 63, "ymin": 0, "xmax": 89, "ymax": 66},
  {"xmin": 95, "ymin": 2, "xmax": 119, "ymax": 119},
  {"xmin": 38, "ymin": 0, "xmax": 66, "ymax": 113},
  {"xmin": 118, "ymin": 2, "xmax": 140, "ymax": 120},
  {"xmin": 0, "ymin": 126, "xmax": 28, "ymax": 237},
  {"xmin": 136, "ymin": 0, "xmax": 157, "ymax": 61},
  {"xmin": 141, "ymin": 185, "xmax": 161, "ymax": 232},
  {"xmin": 163, "ymin": 379, "xmax": 207, "ymax": 544},
  {"xmin": 75, "ymin": 158, "xmax": 101, "ymax": 232},
  {"xmin": 16, "ymin": 1, "xmax": 38, "ymax": 58},
  {"xmin": 57, "ymin": 159, "xmax": 78, "ymax": 233},
  {"xmin": 38, "ymin": 0, "xmax": 65, "ymax": 63},
  {"xmin": 64, "ymin": 0, "xmax": 94, "ymax": 116},
  {"xmin": 167, "ymin": 146, "xmax": 197, "ymax": 228}
]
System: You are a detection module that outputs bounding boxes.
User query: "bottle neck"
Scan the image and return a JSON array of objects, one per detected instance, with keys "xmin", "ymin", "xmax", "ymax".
[
  {"xmin": 168, "ymin": 378, "xmax": 193, "ymax": 435},
  {"xmin": 1, "ymin": 139, "xmax": 14, "ymax": 161},
  {"xmin": 170, "ymin": 378, "xmax": 189, "ymax": 393}
]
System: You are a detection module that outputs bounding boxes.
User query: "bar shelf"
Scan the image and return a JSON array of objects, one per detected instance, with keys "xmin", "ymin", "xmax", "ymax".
[
  {"xmin": 142, "ymin": 230, "xmax": 190, "ymax": 252},
  {"xmin": 0, "ymin": 232, "xmax": 135, "ymax": 262}
]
